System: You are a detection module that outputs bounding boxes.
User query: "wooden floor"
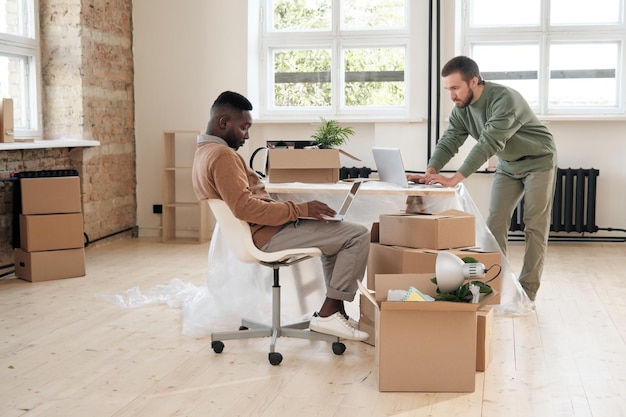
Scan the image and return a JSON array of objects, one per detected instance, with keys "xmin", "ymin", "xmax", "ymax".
[{"xmin": 1, "ymin": 236, "xmax": 625, "ymax": 417}]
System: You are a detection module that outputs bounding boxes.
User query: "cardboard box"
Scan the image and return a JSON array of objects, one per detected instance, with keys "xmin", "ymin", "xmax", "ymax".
[
  {"xmin": 0, "ymin": 98, "xmax": 13, "ymax": 143},
  {"xmin": 476, "ymin": 305, "xmax": 494, "ymax": 372},
  {"xmin": 379, "ymin": 210, "xmax": 475, "ymax": 250},
  {"xmin": 14, "ymin": 247, "xmax": 86, "ymax": 282},
  {"xmin": 19, "ymin": 213, "xmax": 84, "ymax": 251},
  {"xmin": 267, "ymin": 148, "xmax": 358, "ymax": 183},
  {"xmin": 20, "ymin": 176, "xmax": 82, "ymax": 214},
  {"xmin": 366, "ymin": 243, "xmax": 502, "ymax": 304},
  {"xmin": 359, "ymin": 274, "xmax": 497, "ymax": 392}
]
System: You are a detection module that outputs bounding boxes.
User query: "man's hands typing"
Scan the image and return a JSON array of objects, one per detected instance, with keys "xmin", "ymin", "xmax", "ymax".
[{"xmin": 306, "ymin": 200, "xmax": 337, "ymax": 222}]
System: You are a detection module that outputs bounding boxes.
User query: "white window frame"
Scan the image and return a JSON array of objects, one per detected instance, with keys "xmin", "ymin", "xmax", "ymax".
[
  {"xmin": 0, "ymin": 0, "xmax": 42, "ymax": 139},
  {"xmin": 250, "ymin": 0, "xmax": 422, "ymax": 122},
  {"xmin": 458, "ymin": 0, "xmax": 626, "ymax": 118}
]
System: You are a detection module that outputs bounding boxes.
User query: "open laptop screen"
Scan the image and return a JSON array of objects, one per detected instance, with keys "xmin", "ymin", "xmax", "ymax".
[{"xmin": 371, "ymin": 147, "xmax": 410, "ymax": 188}]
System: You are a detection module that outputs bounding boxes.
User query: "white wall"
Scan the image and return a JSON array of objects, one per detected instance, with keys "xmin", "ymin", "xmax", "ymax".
[{"xmin": 133, "ymin": 2, "xmax": 626, "ymax": 238}]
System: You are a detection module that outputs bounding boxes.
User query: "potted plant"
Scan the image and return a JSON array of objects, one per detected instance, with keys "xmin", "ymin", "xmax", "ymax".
[{"xmin": 310, "ymin": 117, "xmax": 354, "ymax": 149}]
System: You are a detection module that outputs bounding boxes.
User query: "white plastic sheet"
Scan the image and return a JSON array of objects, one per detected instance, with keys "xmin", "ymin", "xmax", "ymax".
[{"xmin": 99, "ymin": 182, "xmax": 533, "ymax": 339}]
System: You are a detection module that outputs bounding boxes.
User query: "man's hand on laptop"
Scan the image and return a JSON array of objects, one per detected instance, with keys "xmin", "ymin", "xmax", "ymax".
[
  {"xmin": 406, "ymin": 173, "xmax": 427, "ymax": 184},
  {"xmin": 423, "ymin": 171, "xmax": 465, "ymax": 188},
  {"xmin": 306, "ymin": 201, "xmax": 337, "ymax": 222},
  {"xmin": 407, "ymin": 169, "xmax": 465, "ymax": 187}
]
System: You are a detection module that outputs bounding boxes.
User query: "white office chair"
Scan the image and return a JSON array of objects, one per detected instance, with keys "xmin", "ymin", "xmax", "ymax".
[{"xmin": 207, "ymin": 199, "xmax": 346, "ymax": 365}]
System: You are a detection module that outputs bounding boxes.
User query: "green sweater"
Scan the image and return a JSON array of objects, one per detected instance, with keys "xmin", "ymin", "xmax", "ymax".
[{"xmin": 429, "ymin": 82, "xmax": 557, "ymax": 178}]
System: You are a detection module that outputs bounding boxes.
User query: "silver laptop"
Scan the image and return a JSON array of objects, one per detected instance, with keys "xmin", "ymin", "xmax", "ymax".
[
  {"xmin": 299, "ymin": 180, "xmax": 362, "ymax": 221},
  {"xmin": 371, "ymin": 147, "xmax": 438, "ymax": 188}
]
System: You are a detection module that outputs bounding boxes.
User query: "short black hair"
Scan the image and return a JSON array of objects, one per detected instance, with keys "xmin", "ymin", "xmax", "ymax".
[
  {"xmin": 441, "ymin": 56, "xmax": 484, "ymax": 84},
  {"xmin": 211, "ymin": 91, "xmax": 253, "ymax": 113}
]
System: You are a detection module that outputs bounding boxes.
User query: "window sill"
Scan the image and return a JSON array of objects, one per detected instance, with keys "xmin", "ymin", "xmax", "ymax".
[{"xmin": 0, "ymin": 138, "xmax": 101, "ymax": 151}]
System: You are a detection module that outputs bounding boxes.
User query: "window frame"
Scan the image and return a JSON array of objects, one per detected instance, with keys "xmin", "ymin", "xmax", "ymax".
[
  {"xmin": 254, "ymin": 0, "xmax": 416, "ymax": 122},
  {"xmin": 458, "ymin": 0, "xmax": 626, "ymax": 118},
  {"xmin": 0, "ymin": 0, "xmax": 42, "ymax": 139}
]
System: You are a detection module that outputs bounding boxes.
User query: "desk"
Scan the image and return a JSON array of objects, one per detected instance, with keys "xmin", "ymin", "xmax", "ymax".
[
  {"xmin": 265, "ymin": 181, "xmax": 462, "ymax": 227},
  {"xmin": 264, "ymin": 180, "xmax": 456, "ymax": 196},
  {"xmin": 182, "ymin": 182, "xmax": 533, "ymax": 338}
]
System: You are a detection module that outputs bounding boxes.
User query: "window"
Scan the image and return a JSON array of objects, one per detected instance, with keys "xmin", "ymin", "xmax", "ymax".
[
  {"xmin": 0, "ymin": 0, "xmax": 40, "ymax": 137},
  {"xmin": 461, "ymin": 0, "xmax": 626, "ymax": 116},
  {"xmin": 256, "ymin": 0, "xmax": 411, "ymax": 120}
]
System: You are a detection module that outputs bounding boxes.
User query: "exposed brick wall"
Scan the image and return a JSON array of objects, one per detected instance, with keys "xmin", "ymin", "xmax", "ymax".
[{"xmin": 0, "ymin": 0, "xmax": 136, "ymax": 265}]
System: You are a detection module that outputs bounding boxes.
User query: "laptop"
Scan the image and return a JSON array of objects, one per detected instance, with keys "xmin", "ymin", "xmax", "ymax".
[
  {"xmin": 371, "ymin": 147, "xmax": 439, "ymax": 188},
  {"xmin": 299, "ymin": 180, "xmax": 362, "ymax": 221}
]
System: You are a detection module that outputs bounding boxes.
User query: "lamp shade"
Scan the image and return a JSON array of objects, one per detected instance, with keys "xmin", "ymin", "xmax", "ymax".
[{"xmin": 435, "ymin": 251, "xmax": 466, "ymax": 293}]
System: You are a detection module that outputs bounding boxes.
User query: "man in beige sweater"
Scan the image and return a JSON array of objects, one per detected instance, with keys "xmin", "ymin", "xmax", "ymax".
[{"xmin": 192, "ymin": 91, "xmax": 369, "ymax": 341}]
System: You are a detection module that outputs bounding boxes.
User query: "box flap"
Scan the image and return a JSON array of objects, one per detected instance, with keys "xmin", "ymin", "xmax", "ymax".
[
  {"xmin": 381, "ymin": 299, "xmax": 480, "ymax": 312},
  {"xmin": 436, "ymin": 209, "xmax": 473, "ymax": 218},
  {"xmin": 338, "ymin": 149, "xmax": 361, "ymax": 161},
  {"xmin": 357, "ymin": 280, "xmax": 379, "ymax": 311},
  {"xmin": 381, "ymin": 210, "xmax": 473, "ymax": 219},
  {"xmin": 374, "ymin": 273, "xmax": 437, "ymax": 300}
]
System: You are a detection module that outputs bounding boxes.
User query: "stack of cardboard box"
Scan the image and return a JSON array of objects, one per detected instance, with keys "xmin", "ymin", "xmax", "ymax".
[
  {"xmin": 14, "ymin": 174, "xmax": 86, "ymax": 282},
  {"xmin": 360, "ymin": 209, "xmax": 498, "ymax": 392}
]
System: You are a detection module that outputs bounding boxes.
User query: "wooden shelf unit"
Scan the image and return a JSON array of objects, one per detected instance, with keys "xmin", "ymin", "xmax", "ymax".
[{"xmin": 162, "ymin": 130, "xmax": 211, "ymax": 243}]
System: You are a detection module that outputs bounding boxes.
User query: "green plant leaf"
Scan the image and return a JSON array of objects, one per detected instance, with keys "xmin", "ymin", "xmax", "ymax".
[{"xmin": 311, "ymin": 117, "xmax": 354, "ymax": 148}]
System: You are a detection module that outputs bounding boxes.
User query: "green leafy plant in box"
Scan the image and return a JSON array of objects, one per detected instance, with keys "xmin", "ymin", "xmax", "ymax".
[
  {"xmin": 430, "ymin": 256, "xmax": 493, "ymax": 303},
  {"xmin": 310, "ymin": 117, "xmax": 355, "ymax": 149}
]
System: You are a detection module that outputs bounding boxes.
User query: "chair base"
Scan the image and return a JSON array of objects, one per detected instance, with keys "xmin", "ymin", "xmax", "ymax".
[
  {"xmin": 209, "ymin": 260, "xmax": 346, "ymax": 365},
  {"xmin": 212, "ymin": 317, "xmax": 339, "ymax": 348}
]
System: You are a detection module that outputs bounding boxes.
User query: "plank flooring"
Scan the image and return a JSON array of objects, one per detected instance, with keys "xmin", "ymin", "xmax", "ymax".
[{"xmin": 1, "ymin": 237, "xmax": 625, "ymax": 417}]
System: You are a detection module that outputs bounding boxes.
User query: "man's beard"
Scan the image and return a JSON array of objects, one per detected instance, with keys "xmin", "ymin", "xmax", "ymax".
[{"xmin": 455, "ymin": 90, "xmax": 474, "ymax": 108}]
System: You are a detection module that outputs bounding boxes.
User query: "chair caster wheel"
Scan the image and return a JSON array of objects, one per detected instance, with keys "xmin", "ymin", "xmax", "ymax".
[
  {"xmin": 332, "ymin": 342, "xmax": 346, "ymax": 355},
  {"xmin": 212, "ymin": 340, "xmax": 224, "ymax": 353},
  {"xmin": 268, "ymin": 352, "xmax": 283, "ymax": 365},
  {"xmin": 239, "ymin": 326, "xmax": 248, "ymax": 331}
]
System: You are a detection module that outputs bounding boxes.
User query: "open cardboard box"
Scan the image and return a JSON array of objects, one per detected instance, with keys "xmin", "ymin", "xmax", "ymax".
[
  {"xmin": 366, "ymin": 242, "xmax": 502, "ymax": 304},
  {"xmin": 379, "ymin": 209, "xmax": 475, "ymax": 250},
  {"xmin": 358, "ymin": 273, "xmax": 497, "ymax": 392},
  {"xmin": 267, "ymin": 148, "xmax": 360, "ymax": 183}
]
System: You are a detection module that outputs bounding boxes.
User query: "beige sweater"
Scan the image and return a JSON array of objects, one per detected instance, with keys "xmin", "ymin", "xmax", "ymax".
[{"xmin": 191, "ymin": 135, "xmax": 309, "ymax": 248}]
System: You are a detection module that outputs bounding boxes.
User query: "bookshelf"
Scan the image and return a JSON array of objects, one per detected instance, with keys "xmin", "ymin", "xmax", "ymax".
[{"xmin": 162, "ymin": 130, "xmax": 212, "ymax": 243}]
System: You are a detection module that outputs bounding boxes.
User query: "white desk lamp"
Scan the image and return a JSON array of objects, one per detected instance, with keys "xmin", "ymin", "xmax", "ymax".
[{"xmin": 435, "ymin": 251, "xmax": 488, "ymax": 293}]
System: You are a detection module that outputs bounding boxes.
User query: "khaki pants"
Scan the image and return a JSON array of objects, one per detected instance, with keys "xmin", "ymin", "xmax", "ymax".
[
  {"xmin": 487, "ymin": 167, "xmax": 556, "ymax": 300},
  {"xmin": 261, "ymin": 220, "xmax": 370, "ymax": 302}
]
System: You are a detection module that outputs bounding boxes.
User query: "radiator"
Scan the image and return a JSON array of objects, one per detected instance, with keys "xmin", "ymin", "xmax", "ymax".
[{"xmin": 509, "ymin": 168, "xmax": 600, "ymax": 234}]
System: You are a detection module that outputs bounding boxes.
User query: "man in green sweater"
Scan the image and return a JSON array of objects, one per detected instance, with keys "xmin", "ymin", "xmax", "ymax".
[
  {"xmin": 408, "ymin": 56, "xmax": 557, "ymax": 302},
  {"xmin": 192, "ymin": 91, "xmax": 369, "ymax": 341}
]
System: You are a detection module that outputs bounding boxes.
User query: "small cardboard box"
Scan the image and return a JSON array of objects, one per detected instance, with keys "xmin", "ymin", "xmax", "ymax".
[
  {"xmin": 14, "ymin": 247, "xmax": 86, "ymax": 282},
  {"xmin": 476, "ymin": 305, "xmax": 494, "ymax": 372},
  {"xmin": 267, "ymin": 148, "xmax": 359, "ymax": 183},
  {"xmin": 359, "ymin": 274, "xmax": 497, "ymax": 392},
  {"xmin": 0, "ymin": 98, "xmax": 14, "ymax": 143},
  {"xmin": 20, "ymin": 176, "xmax": 82, "ymax": 214},
  {"xmin": 366, "ymin": 243, "xmax": 502, "ymax": 304},
  {"xmin": 379, "ymin": 210, "xmax": 475, "ymax": 250},
  {"xmin": 19, "ymin": 213, "xmax": 84, "ymax": 252}
]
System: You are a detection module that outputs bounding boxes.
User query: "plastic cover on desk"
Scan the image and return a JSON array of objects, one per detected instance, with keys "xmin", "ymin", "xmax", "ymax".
[{"xmin": 98, "ymin": 183, "xmax": 533, "ymax": 338}]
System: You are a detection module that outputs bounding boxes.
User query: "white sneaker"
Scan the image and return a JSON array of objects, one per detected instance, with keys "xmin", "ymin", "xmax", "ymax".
[
  {"xmin": 309, "ymin": 312, "xmax": 369, "ymax": 341},
  {"xmin": 347, "ymin": 316, "xmax": 359, "ymax": 329}
]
